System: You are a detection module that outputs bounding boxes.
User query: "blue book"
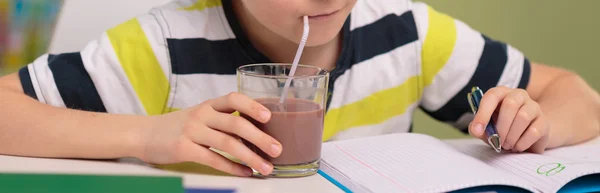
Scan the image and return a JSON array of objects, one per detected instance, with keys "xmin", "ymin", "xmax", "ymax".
[
  {"xmin": 185, "ymin": 188, "xmax": 236, "ymax": 193},
  {"xmin": 318, "ymin": 133, "xmax": 600, "ymax": 193}
]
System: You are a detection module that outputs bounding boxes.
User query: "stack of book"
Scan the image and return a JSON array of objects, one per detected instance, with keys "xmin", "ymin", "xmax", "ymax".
[{"xmin": 0, "ymin": 0, "xmax": 63, "ymax": 75}]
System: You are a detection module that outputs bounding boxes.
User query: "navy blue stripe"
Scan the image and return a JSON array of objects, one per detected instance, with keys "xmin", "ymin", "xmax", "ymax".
[
  {"xmin": 349, "ymin": 11, "xmax": 419, "ymax": 64},
  {"xmin": 421, "ymin": 34, "xmax": 509, "ymax": 127},
  {"xmin": 168, "ymin": 38, "xmax": 255, "ymax": 75},
  {"xmin": 48, "ymin": 53, "xmax": 107, "ymax": 112},
  {"xmin": 518, "ymin": 58, "xmax": 531, "ymax": 89},
  {"xmin": 18, "ymin": 66, "xmax": 38, "ymax": 100}
]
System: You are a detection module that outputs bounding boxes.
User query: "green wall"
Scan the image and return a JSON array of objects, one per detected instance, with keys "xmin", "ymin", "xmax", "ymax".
[{"xmin": 412, "ymin": 0, "xmax": 600, "ymax": 139}]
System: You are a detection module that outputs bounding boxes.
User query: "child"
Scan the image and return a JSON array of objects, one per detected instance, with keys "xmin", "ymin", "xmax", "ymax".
[{"xmin": 0, "ymin": 0, "xmax": 598, "ymax": 177}]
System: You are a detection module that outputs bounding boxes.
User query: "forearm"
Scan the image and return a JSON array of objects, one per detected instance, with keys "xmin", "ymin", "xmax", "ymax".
[
  {"xmin": 0, "ymin": 89, "xmax": 149, "ymax": 159},
  {"xmin": 536, "ymin": 73, "xmax": 600, "ymax": 148}
]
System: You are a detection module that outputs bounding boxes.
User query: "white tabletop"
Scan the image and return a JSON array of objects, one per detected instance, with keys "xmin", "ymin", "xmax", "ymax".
[
  {"xmin": 0, "ymin": 154, "xmax": 343, "ymax": 193},
  {"xmin": 3, "ymin": 137, "xmax": 597, "ymax": 193}
]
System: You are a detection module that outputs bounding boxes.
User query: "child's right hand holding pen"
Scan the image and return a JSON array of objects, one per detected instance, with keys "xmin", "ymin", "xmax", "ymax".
[{"xmin": 468, "ymin": 86, "xmax": 550, "ymax": 154}]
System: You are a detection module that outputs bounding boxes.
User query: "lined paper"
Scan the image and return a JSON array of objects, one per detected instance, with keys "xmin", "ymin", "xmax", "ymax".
[
  {"xmin": 449, "ymin": 139, "xmax": 600, "ymax": 193},
  {"xmin": 543, "ymin": 138, "xmax": 600, "ymax": 162},
  {"xmin": 321, "ymin": 133, "xmax": 536, "ymax": 193}
]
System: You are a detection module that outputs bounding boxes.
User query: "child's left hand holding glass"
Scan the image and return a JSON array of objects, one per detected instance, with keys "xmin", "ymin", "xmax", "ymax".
[{"xmin": 468, "ymin": 86, "xmax": 551, "ymax": 154}]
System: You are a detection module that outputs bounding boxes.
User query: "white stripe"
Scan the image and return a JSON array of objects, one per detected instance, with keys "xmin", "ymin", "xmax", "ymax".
[
  {"xmin": 30, "ymin": 54, "xmax": 66, "ymax": 108},
  {"xmin": 159, "ymin": 6, "xmax": 234, "ymax": 40},
  {"xmin": 497, "ymin": 45, "xmax": 525, "ymax": 89},
  {"xmin": 27, "ymin": 65, "xmax": 46, "ymax": 104},
  {"xmin": 330, "ymin": 103, "xmax": 417, "ymax": 141},
  {"xmin": 350, "ymin": 0, "xmax": 410, "ymax": 31},
  {"xmin": 80, "ymin": 34, "xmax": 146, "ymax": 115},
  {"xmin": 137, "ymin": 14, "xmax": 171, "ymax": 80},
  {"xmin": 158, "ymin": 0, "xmax": 192, "ymax": 10},
  {"xmin": 420, "ymin": 20, "xmax": 485, "ymax": 112},
  {"xmin": 171, "ymin": 74, "xmax": 237, "ymax": 109},
  {"xmin": 411, "ymin": 2, "xmax": 429, "ymax": 41},
  {"xmin": 329, "ymin": 42, "xmax": 419, "ymax": 109}
]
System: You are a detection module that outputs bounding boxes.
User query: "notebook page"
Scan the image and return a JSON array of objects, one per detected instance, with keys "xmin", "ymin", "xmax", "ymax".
[
  {"xmin": 320, "ymin": 133, "xmax": 536, "ymax": 193},
  {"xmin": 448, "ymin": 138, "xmax": 600, "ymax": 193},
  {"xmin": 542, "ymin": 137, "xmax": 600, "ymax": 163}
]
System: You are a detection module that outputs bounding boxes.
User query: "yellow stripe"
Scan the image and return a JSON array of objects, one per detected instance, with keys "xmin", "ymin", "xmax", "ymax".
[
  {"xmin": 166, "ymin": 108, "xmax": 181, "ymax": 113},
  {"xmin": 107, "ymin": 18, "xmax": 169, "ymax": 115},
  {"xmin": 323, "ymin": 76, "xmax": 421, "ymax": 141},
  {"xmin": 180, "ymin": 0, "xmax": 222, "ymax": 11},
  {"xmin": 421, "ymin": 5, "xmax": 457, "ymax": 86}
]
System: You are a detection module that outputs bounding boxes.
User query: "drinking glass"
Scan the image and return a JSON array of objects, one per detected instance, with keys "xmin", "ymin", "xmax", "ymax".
[{"xmin": 237, "ymin": 63, "xmax": 329, "ymax": 177}]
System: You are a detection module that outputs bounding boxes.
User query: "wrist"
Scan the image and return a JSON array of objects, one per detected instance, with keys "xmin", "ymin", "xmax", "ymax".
[
  {"xmin": 124, "ymin": 115, "xmax": 160, "ymax": 160},
  {"xmin": 128, "ymin": 113, "xmax": 178, "ymax": 162}
]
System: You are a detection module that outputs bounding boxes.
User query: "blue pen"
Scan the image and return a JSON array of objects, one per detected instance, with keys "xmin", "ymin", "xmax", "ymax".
[{"xmin": 468, "ymin": 86, "xmax": 502, "ymax": 153}]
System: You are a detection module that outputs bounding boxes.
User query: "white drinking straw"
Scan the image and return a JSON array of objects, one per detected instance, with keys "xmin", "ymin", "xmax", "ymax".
[{"xmin": 279, "ymin": 15, "xmax": 310, "ymax": 105}]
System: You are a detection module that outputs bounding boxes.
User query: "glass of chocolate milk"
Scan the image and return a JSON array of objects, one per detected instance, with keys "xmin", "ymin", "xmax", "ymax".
[{"xmin": 237, "ymin": 63, "xmax": 329, "ymax": 178}]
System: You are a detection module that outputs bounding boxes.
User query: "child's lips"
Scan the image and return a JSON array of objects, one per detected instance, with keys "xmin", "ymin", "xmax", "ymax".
[{"xmin": 307, "ymin": 10, "xmax": 339, "ymax": 20}]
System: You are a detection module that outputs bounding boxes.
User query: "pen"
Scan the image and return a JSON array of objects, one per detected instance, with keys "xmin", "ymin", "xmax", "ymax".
[{"xmin": 467, "ymin": 86, "xmax": 502, "ymax": 153}]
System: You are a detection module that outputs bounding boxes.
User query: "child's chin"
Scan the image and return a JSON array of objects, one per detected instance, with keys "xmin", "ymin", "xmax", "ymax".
[{"xmin": 303, "ymin": 34, "xmax": 338, "ymax": 47}]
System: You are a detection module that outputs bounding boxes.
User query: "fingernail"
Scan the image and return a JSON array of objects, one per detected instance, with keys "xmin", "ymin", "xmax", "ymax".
[
  {"xmin": 243, "ymin": 169, "xmax": 253, "ymax": 176},
  {"xmin": 271, "ymin": 143, "xmax": 282, "ymax": 156},
  {"xmin": 261, "ymin": 162, "xmax": 273, "ymax": 174},
  {"xmin": 259, "ymin": 109, "xmax": 271, "ymax": 121},
  {"xmin": 472, "ymin": 123, "xmax": 484, "ymax": 136}
]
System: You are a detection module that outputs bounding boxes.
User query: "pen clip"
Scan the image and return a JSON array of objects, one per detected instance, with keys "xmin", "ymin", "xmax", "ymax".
[
  {"xmin": 467, "ymin": 93, "xmax": 478, "ymax": 114},
  {"xmin": 468, "ymin": 86, "xmax": 484, "ymax": 114}
]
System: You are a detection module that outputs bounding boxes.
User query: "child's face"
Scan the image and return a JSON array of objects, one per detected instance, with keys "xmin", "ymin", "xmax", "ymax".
[{"xmin": 240, "ymin": 0, "xmax": 357, "ymax": 47}]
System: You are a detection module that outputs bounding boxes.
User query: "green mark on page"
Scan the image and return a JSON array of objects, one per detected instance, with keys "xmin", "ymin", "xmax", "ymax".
[
  {"xmin": 537, "ymin": 163, "xmax": 566, "ymax": 176},
  {"xmin": 0, "ymin": 173, "xmax": 184, "ymax": 193},
  {"xmin": 537, "ymin": 161, "xmax": 600, "ymax": 176}
]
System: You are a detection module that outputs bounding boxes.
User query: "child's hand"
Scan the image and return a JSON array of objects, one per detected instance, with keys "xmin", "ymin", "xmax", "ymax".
[
  {"xmin": 138, "ymin": 92, "xmax": 282, "ymax": 177},
  {"xmin": 468, "ymin": 86, "xmax": 550, "ymax": 154}
]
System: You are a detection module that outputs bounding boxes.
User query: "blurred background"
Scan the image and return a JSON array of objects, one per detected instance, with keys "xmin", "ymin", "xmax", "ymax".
[
  {"xmin": 0, "ymin": 0, "xmax": 62, "ymax": 74},
  {"xmin": 0, "ymin": 0, "xmax": 598, "ymax": 139},
  {"xmin": 0, "ymin": 0, "xmax": 168, "ymax": 74}
]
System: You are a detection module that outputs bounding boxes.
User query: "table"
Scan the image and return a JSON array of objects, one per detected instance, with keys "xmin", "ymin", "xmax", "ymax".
[
  {"xmin": 0, "ymin": 154, "xmax": 343, "ymax": 193},
  {"xmin": 4, "ymin": 137, "xmax": 596, "ymax": 192}
]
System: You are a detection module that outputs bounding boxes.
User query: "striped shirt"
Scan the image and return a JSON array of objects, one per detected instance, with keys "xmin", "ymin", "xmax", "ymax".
[{"xmin": 18, "ymin": 0, "xmax": 530, "ymax": 141}]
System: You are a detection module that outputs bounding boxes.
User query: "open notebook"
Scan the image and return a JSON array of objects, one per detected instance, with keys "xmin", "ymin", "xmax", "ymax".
[{"xmin": 319, "ymin": 133, "xmax": 600, "ymax": 193}]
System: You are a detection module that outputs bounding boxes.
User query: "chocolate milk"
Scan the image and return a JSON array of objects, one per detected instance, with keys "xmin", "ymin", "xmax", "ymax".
[{"xmin": 243, "ymin": 98, "xmax": 324, "ymax": 165}]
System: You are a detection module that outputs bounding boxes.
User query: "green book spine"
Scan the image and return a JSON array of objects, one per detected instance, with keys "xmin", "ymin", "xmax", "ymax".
[{"xmin": 0, "ymin": 173, "xmax": 184, "ymax": 193}]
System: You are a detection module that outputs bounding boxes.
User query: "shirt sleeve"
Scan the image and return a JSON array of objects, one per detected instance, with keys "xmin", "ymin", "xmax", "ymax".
[
  {"xmin": 17, "ymin": 12, "xmax": 172, "ymax": 116},
  {"xmin": 411, "ymin": 2, "xmax": 531, "ymax": 132}
]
